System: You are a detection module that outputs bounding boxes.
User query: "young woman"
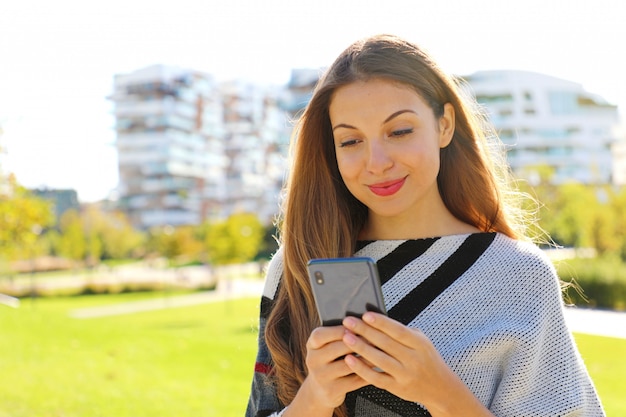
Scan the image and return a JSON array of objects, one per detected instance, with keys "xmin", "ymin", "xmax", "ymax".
[{"xmin": 245, "ymin": 34, "xmax": 605, "ymax": 417}]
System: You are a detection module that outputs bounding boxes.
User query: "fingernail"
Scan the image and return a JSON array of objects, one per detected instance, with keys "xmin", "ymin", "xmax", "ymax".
[
  {"xmin": 345, "ymin": 355, "xmax": 357, "ymax": 366},
  {"xmin": 343, "ymin": 317, "xmax": 357, "ymax": 329},
  {"xmin": 344, "ymin": 332, "xmax": 357, "ymax": 346},
  {"xmin": 363, "ymin": 312, "xmax": 375, "ymax": 323}
]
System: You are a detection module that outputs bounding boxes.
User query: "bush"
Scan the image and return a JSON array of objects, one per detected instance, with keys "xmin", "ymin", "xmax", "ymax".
[
  {"xmin": 556, "ymin": 256, "xmax": 626, "ymax": 310},
  {"xmin": 0, "ymin": 275, "xmax": 217, "ymax": 298}
]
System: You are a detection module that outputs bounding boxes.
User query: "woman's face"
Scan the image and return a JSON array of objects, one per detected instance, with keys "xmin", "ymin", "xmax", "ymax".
[{"xmin": 329, "ymin": 78, "xmax": 455, "ymax": 232}]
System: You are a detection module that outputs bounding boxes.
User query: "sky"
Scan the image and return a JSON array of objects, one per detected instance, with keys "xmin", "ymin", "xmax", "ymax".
[{"xmin": 1, "ymin": 0, "xmax": 625, "ymax": 203}]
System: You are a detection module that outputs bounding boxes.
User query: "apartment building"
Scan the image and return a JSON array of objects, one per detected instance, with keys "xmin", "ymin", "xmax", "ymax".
[
  {"xmin": 111, "ymin": 65, "xmax": 289, "ymax": 230},
  {"xmin": 111, "ymin": 65, "xmax": 222, "ymax": 229},
  {"xmin": 463, "ymin": 70, "xmax": 623, "ymax": 185},
  {"xmin": 280, "ymin": 68, "xmax": 320, "ymax": 119},
  {"xmin": 219, "ymin": 80, "xmax": 290, "ymax": 221}
]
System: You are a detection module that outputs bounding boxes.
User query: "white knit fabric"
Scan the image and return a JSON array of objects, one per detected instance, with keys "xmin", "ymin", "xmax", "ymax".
[{"xmin": 246, "ymin": 233, "xmax": 606, "ymax": 417}]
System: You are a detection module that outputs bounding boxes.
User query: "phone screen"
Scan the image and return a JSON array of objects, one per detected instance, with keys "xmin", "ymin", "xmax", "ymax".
[{"xmin": 307, "ymin": 257, "xmax": 387, "ymax": 326}]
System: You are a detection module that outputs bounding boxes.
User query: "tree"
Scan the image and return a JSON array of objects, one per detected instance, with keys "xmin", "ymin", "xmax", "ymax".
[
  {"xmin": 550, "ymin": 183, "xmax": 598, "ymax": 247},
  {"xmin": 205, "ymin": 213, "xmax": 264, "ymax": 265},
  {"xmin": 0, "ymin": 174, "xmax": 54, "ymax": 262},
  {"xmin": 146, "ymin": 225, "xmax": 204, "ymax": 265},
  {"xmin": 608, "ymin": 187, "xmax": 626, "ymax": 259},
  {"xmin": 81, "ymin": 205, "xmax": 144, "ymax": 261},
  {"xmin": 54, "ymin": 206, "xmax": 145, "ymax": 264},
  {"xmin": 55, "ymin": 209, "xmax": 87, "ymax": 261},
  {"xmin": 525, "ymin": 176, "xmax": 624, "ymax": 256},
  {"xmin": 98, "ymin": 210, "xmax": 145, "ymax": 260}
]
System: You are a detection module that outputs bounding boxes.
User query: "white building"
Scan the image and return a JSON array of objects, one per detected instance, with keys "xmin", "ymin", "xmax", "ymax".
[
  {"xmin": 111, "ymin": 65, "xmax": 288, "ymax": 230},
  {"xmin": 280, "ymin": 68, "xmax": 319, "ymax": 119},
  {"xmin": 219, "ymin": 80, "xmax": 290, "ymax": 222},
  {"xmin": 111, "ymin": 65, "xmax": 224, "ymax": 229},
  {"xmin": 612, "ymin": 124, "xmax": 626, "ymax": 185},
  {"xmin": 463, "ymin": 70, "xmax": 623, "ymax": 185}
]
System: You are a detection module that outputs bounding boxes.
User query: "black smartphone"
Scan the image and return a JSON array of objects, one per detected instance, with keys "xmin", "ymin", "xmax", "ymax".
[{"xmin": 307, "ymin": 257, "xmax": 387, "ymax": 326}]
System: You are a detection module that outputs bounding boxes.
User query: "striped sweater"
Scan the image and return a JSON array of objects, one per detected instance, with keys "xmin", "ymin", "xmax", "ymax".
[{"xmin": 245, "ymin": 233, "xmax": 605, "ymax": 416}]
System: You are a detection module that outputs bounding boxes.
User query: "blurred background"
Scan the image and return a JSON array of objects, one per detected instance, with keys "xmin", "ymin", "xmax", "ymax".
[{"xmin": 1, "ymin": 0, "xmax": 625, "ymax": 416}]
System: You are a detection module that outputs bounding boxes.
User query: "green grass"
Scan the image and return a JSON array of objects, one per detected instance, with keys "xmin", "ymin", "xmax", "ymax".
[
  {"xmin": 0, "ymin": 293, "xmax": 259, "ymax": 417},
  {"xmin": 1, "ymin": 294, "xmax": 624, "ymax": 416},
  {"xmin": 573, "ymin": 333, "xmax": 626, "ymax": 416}
]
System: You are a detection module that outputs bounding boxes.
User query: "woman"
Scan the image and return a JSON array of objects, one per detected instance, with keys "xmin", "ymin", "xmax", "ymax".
[{"xmin": 245, "ymin": 34, "xmax": 605, "ymax": 417}]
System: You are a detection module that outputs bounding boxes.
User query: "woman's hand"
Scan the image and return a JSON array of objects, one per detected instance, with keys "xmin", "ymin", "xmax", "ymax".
[
  {"xmin": 341, "ymin": 313, "xmax": 493, "ymax": 417},
  {"xmin": 286, "ymin": 325, "xmax": 369, "ymax": 416}
]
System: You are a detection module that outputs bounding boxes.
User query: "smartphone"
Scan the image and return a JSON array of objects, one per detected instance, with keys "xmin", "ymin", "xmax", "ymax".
[{"xmin": 307, "ymin": 257, "xmax": 387, "ymax": 326}]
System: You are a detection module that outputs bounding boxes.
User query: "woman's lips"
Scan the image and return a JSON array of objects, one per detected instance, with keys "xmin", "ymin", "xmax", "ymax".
[{"xmin": 368, "ymin": 177, "xmax": 406, "ymax": 197}]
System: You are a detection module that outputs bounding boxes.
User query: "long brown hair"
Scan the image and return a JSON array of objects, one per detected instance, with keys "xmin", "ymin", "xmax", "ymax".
[{"xmin": 265, "ymin": 34, "xmax": 528, "ymax": 416}]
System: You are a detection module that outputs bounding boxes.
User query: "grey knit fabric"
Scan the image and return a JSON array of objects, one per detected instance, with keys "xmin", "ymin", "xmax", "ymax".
[{"xmin": 245, "ymin": 233, "xmax": 605, "ymax": 417}]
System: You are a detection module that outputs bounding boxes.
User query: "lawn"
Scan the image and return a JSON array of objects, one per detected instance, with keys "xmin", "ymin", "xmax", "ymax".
[
  {"xmin": 1, "ymin": 293, "xmax": 259, "ymax": 417},
  {"xmin": 574, "ymin": 333, "xmax": 626, "ymax": 416},
  {"xmin": 1, "ymin": 293, "xmax": 624, "ymax": 416}
]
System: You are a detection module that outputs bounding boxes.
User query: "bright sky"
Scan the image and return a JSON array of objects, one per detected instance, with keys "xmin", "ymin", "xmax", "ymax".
[{"xmin": 1, "ymin": 0, "xmax": 625, "ymax": 202}]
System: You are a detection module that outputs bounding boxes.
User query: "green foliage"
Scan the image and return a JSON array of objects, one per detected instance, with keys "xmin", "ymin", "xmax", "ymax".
[
  {"xmin": 146, "ymin": 225, "xmax": 205, "ymax": 264},
  {"xmin": 545, "ymin": 183, "xmax": 598, "ymax": 248},
  {"xmin": 204, "ymin": 213, "xmax": 264, "ymax": 265},
  {"xmin": 521, "ymin": 167, "xmax": 626, "ymax": 259},
  {"xmin": 97, "ymin": 210, "xmax": 145, "ymax": 260},
  {"xmin": 55, "ymin": 209, "xmax": 87, "ymax": 260},
  {"xmin": 53, "ymin": 206, "xmax": 144, "ymax": 264},
  {"xmin": 557, "ymin": 256, "xmax": 626, "ymax": 310},
  {"xmin": 0, "ymin": 175, "xmax": 55, "ymax": 261},
  {"xmin": 608, "ymin": 187, "xmax": 626, "ymax": 259},
  {"xmin": 3, "ymin": 195, "xmax": 271, "ymax": 270}
]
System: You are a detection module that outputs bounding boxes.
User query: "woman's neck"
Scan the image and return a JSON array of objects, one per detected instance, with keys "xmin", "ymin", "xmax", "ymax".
[{"xmin": 359, "ymin": 209, "xmax": 480, "ymax": 241}]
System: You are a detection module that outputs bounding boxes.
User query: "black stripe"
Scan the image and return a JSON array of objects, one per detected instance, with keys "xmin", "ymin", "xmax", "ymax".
[
  {"xmin": 260, "ymin": 295, "xmax": 274, "ymax": 319},
  {"xmin": 345, "ymin": 234, "xmax": 496, "ymax": 416},
  {"xmin": 389, "ymin": 233, "xmax": 496, "ymax": 324},
  {"xmin": 368, "ymin": 238, "xmax": 439, "ymax": 285},
  {"xmin": 346, "ymin": 385, "xmax": 431, "ymax": 416}
]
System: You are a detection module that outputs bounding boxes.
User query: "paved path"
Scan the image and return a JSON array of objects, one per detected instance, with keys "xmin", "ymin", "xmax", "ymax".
[
  {"xmin": 563, "ymin": 306, "xmax": 626, "ymax": 339},
  {"xmin": 0, "ymin": 293, "xmax": 20, "ymax": 308},
  {"xmin": 68, "ymin": 279, "xmax": 626, "ymax": 340}
]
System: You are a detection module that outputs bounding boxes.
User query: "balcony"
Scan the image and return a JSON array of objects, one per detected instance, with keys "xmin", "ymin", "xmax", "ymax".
[{"xmin": 114, "ymin": 98, "xmax": 197, "ymax": 121}]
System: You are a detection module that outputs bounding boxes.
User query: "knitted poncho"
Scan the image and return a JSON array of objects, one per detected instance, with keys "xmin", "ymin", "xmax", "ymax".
[{"xmin": 246, "ymin": 233, "xmax": 605, "ymax": 417}]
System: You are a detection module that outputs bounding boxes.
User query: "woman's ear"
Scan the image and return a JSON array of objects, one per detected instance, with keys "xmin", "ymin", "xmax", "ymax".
[{"xmin": 438, "ymin": 103, "xmax": 455, "ymax": 148}]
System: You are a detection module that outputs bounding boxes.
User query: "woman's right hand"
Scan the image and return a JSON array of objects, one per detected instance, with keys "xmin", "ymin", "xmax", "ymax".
[{"xmin": 285, "ymin": 325, "xmax": 368, "ymax": 416}]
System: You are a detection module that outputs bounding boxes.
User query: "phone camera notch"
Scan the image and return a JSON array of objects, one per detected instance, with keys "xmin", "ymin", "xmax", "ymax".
[{"xmin": 314, "ymin": 271, "xmax": 324, "ymax": 285}]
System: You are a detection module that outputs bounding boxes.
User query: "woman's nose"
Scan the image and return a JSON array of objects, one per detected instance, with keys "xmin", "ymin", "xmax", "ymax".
[{"xmin": 366, "ymin": 139, "xmax": 394, "ymax": 174}]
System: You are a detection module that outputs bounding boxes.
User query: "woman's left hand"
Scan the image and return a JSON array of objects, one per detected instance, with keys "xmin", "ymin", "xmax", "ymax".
[{"xmin": 341, "ymin": 312, "xmax": 493, "ymax": 417}]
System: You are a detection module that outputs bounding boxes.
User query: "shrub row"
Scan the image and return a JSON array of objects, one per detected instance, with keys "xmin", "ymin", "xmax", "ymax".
[
  {"xmin": 0, "ymin": 280, "xmax": 217, "ymax": 299},
  {"xmin": 556, "ymin": 256, "xmax": 626, "ymax": 311}
]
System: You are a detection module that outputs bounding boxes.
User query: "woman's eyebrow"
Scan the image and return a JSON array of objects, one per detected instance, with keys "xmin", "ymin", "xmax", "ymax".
[
  {"xmin": 332, "ymin": 109, "xmax": 417, "ymax": 132},
  {"xmin": 383, "ymin": 109, "xmax": 417, "ymax": 124},
  {"xmin": 332, "ymin": 123, "xmax": 357, "ymax": 132}
]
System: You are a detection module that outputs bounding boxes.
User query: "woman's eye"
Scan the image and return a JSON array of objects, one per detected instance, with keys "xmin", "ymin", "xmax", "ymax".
[
  {"xmin": 339, "ymin": 139, "xmax": 361, "ymax": 148},
  {"xmin": 389, "ymin": 128, "xmax": 413, "ymax": 137}
]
